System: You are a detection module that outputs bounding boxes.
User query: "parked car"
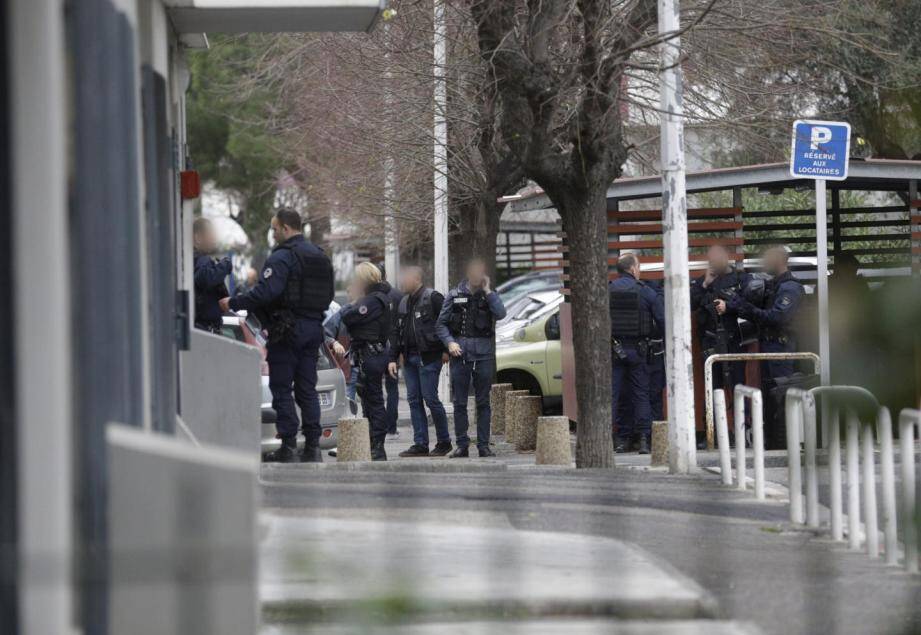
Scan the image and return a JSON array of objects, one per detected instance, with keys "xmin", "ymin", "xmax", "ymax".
[
  {"xmin": 220, "ymin": 312, "xmax": 347, "ymax": 450},
  {"xmin": 496, "ymin": 270, "xmax": 562, "ymax": 317},
  {"xmin": 496, "ymin": 307, "xmax": 563, "ymax": 411},
  {"xmin": 496, "ymin": 290, "xmax": 564, "ymax": 343}
]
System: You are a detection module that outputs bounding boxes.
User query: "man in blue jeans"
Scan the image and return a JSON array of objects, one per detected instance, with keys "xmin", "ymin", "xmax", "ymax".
[
  {"xmin": 436, "ymin": 258, "xmax": 507, "ymax": 458},
  {"xmin": 388, "ymin": 266, "xmax": 452, "ymax": 457}
]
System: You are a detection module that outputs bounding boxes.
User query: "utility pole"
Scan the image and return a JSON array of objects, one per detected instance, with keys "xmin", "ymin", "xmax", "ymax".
[
  {"xmin": 433, "ymin": 0, "xmax": 450, "ymax": 402},
  {"xmin": 383, "ymin": 18, "xmax": 400, "ymax": 282},
  {"xmin": 658, "ymin": 0, "xmax": 696, "ymax": 474}
]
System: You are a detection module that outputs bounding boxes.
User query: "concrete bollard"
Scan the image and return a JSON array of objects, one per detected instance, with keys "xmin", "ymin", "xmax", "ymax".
[
  {"xmin": 336, "ymin": 417, "xmax": 372, "ymax": 462},
  {"xmin": 503, "ymin": 390, "xmax": 530, "ymax": 445},
  {"xmin": 536, "ymin": 416, "xmax": 572, "ymax": 465},
  {"xmin": 514, "ymin": 396, "xmax": 543, "ymax": 452},
  {"xmin": 651, "ymin": 421, "xmax": 668, "ymax": 466},
  {"xmin": 489, "ymin": 383, "xmax": 514, "ymax": 435}
]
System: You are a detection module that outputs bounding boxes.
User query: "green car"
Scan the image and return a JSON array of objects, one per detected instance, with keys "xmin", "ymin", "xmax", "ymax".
[{"xmin": 496, "ymin": 308, "xmax": 563, "ymax": 411}]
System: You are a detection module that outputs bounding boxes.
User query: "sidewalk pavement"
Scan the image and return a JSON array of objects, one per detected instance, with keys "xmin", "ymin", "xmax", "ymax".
[{"xmin": 260, "ymin": 431, "xmax": 921, "ymax": 635}]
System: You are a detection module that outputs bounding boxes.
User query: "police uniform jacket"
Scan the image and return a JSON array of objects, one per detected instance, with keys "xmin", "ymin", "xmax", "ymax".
[
  {"xmin": 390, "ymin": 286, "xmax": 445, "ymax": 365},
  {"xmin": 193, "ymin": 251, "xmax": 231, "ymax": 328},
  {"xmin": 340, "ymin": 282, "xmax": 394, "ymax": 348},
  {"xmin": 609, "ymin": 273, "xmax": 665, "ymax": 345},
  {"xmin": 690, "ymin": 267, "xmax": 751, "ymax": 344},
  {"xmin": 435, "ymin": 281, "xmax": 507, "ymax": 362},
  {"xmin": 228, "ymin": 234, "xmax": 332, "ymax": 321},
  {"xmin": 729, "ymin": 270, "xmax": 804, "ymax": 343}
]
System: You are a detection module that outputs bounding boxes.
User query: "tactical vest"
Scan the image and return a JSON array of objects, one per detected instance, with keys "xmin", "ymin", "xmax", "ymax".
[
  {"xmin": 447, "ymin": 291, "xmax": 494, "ymax": 339},
  {"xmin": 348, "ymin": 290, "xmax": 392, "ymax": 345},
  {"xmin": 396, "ymin": 288, "xmax": 441, "ymax": 352},
  {"xmin": 609, "ymin": 289, "xmax": 652, "ymax": 339},
  {"xmin": 277, "ymin": 242, "xmax": 335, "ymax": 317},
  {"xmin": 760, "ymin": 276, "xmax": 803, "ymax": 342}
]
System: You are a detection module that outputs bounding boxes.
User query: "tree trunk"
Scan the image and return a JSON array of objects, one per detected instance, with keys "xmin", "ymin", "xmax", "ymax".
[
  {"xmin": 449, "ymin": 195, "xmax": 501, "ymax": 282},
  {"xmin": 557, "ymin": 189, "xmax": 614, "ymax": 469}
]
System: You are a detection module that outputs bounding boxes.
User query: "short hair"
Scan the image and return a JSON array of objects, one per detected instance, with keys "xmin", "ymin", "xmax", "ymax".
[
  {"xmin": 616, "ymin": 253, "xmax": 638, "ymax": 275},
  {"xmin": 274, "ymin": 208, "xmax": 303, "ymax": 232},
  {"xmin": 355, "ymin": 261, "xmax": 382, "ymax": 287},
  {"xmin": 192, "ymin": 217, "xmax": 212, "ymax": 236}
]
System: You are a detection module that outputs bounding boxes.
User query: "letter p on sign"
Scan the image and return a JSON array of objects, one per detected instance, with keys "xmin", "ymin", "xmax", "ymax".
[{"xmin": 810, "ymin": 126, "xmax": 832, "ymax": 150}]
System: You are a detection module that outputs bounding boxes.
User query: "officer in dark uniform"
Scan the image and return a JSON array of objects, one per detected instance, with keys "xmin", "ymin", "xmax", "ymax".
[
  {"xmin": 436, "ymin": 257, "xmax": 507, "ymax": 458},
  {"xmin": 728, "ymin": 246, "xmax": 804, "ymax": 381},
  {"xmin": 647, "ymin": 279, "xmax": 666, "ymax": 421},
  {"xmin": 378, "ymin": 264, "xmax": 404, "ymax": 438},
  {"xmin": 192, "ymin": 217, "xmax": 232, "ymax": 334},
  {"xmin": 220, "ymin": 208, "xmax": 334, "ymax": 463},
  {"xmin": 690, "ymin": 245, "xmax": 752, "ymax": 393},
  {"xmin": 610, "ymin": 253, "xmax": 665, "ymax": 454},
  {"xmin": 388, "ymin": 266, "xmax": 451, "ymax": 457},
  {"xmin": 340, "ymin": 262, "xmax": 395, "ymax": 461}
]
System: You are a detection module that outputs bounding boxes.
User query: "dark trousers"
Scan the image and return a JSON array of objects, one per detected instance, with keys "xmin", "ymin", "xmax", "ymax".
[
  {"xmin": 357, "ymin": 350, "xmax": 389, "ymax": 444},
  {"xmin": 384, "ymin": 370, "xmax": 399, "ymax": 434},
  {"xmin": 403, "ymin": 354, "xmax": 450, "ymax": 447},
  {"xmin": 267, "ymin": 319, "xmax": 323, "ymax": 445},
  {"xmin": 648, "ymin": 354, "xmax": 666, "ymax": 421},
  {"xmin": 612, "ymin": 348, "xmax": 651, "ymax": 440},
  {"xmin": 703, "ymin": 338, "xmax": 747, "ymax": 392},
  {"xmin": 450, "ymin": 357, "xmax": 494, "ymax": 449}
]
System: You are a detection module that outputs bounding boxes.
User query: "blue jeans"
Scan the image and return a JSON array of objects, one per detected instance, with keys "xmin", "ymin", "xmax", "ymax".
[
  {"xmin": 385, "ymin": 371, "xmax": 399, "ymax": 434},
  {"xmin": 612, "ymin": 347, "xmax": 651, "ymax": 440},
  {"xmin": 449, "ymin": 357, "xmax": 495, "ymax": 449},
  {"xmin": 267, "ymin": 319, "xmax": 323, "ymax": 444},
  {"xmin": 346, "ymin": 362, "xmax": 359, "ymax": 402},
  {"xmin": 403, "ymin": 354, "xmax": 450, "ymax": 447}
]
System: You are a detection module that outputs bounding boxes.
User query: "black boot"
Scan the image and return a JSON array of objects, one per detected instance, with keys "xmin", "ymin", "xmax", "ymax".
[
  {"xmin": 263, "ymin": 439, "xmax": 299, "ymax": 463},
  {"xmin": 300, "ymin": 445, "xmax": 323, "ymax": 463},
  {"xmin": 399, "ymin": 444, "xmax": 430, "ymax": 458},
  {"xmin": 371, "ymin": 439, "xmax": 387, "ymax": 461},
  {"xmin": 450, "ymin": 446, "xmax": 469, "ymax": 458},
  {"xmin": 477, "ymin": 446, "xmax": 495, "ymax": 458},
  {"xmin": 430, "ymin": 441, "xmax": 453, "ymax": 457},
  {"xmin": 637, "ymin": 436, "xmax": 651, "ymax": 455}
]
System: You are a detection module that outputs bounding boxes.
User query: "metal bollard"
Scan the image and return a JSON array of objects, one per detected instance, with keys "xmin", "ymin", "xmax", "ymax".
[
  {"xmin": 733, "ymin": 385, "xmax": 765, "ymax": 500},
  {"xmin": 785, "ymin": 389, "xmax": 805, "ymax": 524},
  {"xmin": 899, "ymin": 408, "xmax": 920, "ymax": 574},
  {"xmin": 801, "ymin": 392, "xmax": 819, "ymax": 528},
  {"xmin": 713, "ymin": 390, "xmax": 732, "ymax": 486},
  {"xmin": 861, "ymin": 420, "xmax": 879, "ymax": 558},
  {"xmin": 828, "ymin": 404, "xmax": 843, "ymax": 541},
  {"xmin": 877, "ymin": 407, "xmax": 899, "ymax": 566},
  {"xmin": 846, "ymin": 411, "xmax": 861, "ymax": 551}
]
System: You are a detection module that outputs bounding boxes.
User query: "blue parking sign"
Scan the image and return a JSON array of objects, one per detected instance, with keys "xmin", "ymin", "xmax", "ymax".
[{"xmin": 789, "ymin": 120, "xmax": 851, "ymax": 181}]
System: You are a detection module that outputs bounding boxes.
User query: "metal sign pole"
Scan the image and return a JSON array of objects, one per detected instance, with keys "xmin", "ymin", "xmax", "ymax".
[{"xmin": 815, "ymin": 179, "xmax": 830, "ymax": 385}]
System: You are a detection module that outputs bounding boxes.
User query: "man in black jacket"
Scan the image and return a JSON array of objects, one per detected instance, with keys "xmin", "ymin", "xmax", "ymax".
[
  {"xmin": 192, "ymin": 217, "xmax": 232, "ymax": 333},
  {"xmin": 388, "ymin": 266, "xmax": 452, "ymax": 457}
]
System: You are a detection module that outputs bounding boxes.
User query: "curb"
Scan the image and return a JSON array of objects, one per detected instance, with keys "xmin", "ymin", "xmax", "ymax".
[{"xmin": 261, "ymin": 461, "xmax": 509, "ymax": 474}]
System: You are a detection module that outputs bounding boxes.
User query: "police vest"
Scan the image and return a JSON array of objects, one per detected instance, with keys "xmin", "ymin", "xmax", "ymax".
[
  {"xmin": 277, "ymin": 242, "xmax": 334, "ymax": 317},
  {"xmin": 760, "ymin": 276, "xmax": 803, "ymax": 341},
  {"xmin": 609, "ymin": 288, "xmax": 652, "ymax": 340},
  {"xmin": 396, "ymin": 288, "xmax": 441, "ymax": 352},
  {"xmin": 348, "ymin": 290, "xmax": 392, "ymax": 345},
  {"xmin": 447, "ymin": 291, "xmax": 494, "ymax": 339}
]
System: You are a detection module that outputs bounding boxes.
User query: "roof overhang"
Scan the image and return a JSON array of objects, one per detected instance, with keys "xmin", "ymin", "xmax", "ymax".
[
  {"xmin": 506, "ymin": 159, "xmax": 921, "ymax": 212},
  {"xmin": 164, "ymin": 0, "xmax": 386, "ymax": 34}
]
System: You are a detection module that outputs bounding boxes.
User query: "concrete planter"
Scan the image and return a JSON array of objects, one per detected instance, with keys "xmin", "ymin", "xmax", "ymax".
[
  {"xmin": 513, "ymin": 396, "xmax": 543, "ymax": 452},
  {"xmin": 503, "ymin": 390, "xmax": 531, "ymax": 445},
  {"xmin": 489, "ymin": 383, "xmax": 515, "ymax": 435},
  {"xmin": 337, "ymin": 417, "xmax": 372, "ymax": 462},
  {"xmin": 651, "ymin": 420, "xmax": 668, "ymax": 466},
  {"xmin": 536, "ymin": 416, "xmax": 572, "ymax": 465}
]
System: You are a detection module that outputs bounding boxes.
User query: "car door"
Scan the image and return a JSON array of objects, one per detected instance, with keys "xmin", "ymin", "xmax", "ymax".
[{"xmin": 544, "ymin": 311, "xmax": 563, "ymax": 397}]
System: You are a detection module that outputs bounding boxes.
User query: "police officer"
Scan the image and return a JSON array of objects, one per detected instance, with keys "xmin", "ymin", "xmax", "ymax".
[
  {"xmin": 378, "ymin": 264, "xmax": 404, "ymax": 438},
  {"xmin": 219, "ymin": 208, "xmax": 334, "ymax": 463},
  {"xmin": 610, "ymin": 253, "xmax": 665, "ymax": 454},
  {"xmin": 340, "ymin": 262, "xmax": 394, "ymax": 461},
  {"xmin": 192, "ymin": 217, "xmax": 232, "ymax": 334},
  {"xmin": 647, "ymin": 279, "xmax": 666, "ymax": 421},
  {"xmin": 690, "ymin": 245, "xmax": 752, "ymax": 393},
  {"xmin": 727, "ymin": 246, "xmax": 804, "ymax": 382},
  {"xmin": 436, "ymin": 257, "xmax": 507, "ymax": 458},
  {"xmin": 388, "ymin": 266, "xmax": 452, "ymax": 457}
]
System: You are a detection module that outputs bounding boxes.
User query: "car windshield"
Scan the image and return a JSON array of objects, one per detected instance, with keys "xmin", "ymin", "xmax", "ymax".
[{"xmin": 498, "ymin": 276, "xmax": 560, "ymax": 307}]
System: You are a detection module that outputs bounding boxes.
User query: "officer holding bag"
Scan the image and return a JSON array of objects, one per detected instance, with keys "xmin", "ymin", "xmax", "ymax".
[
  {"xmin": 610, "ymin": 253, "xmax": 665, "ymax": 454},
  {"xmin": 220, "ymin": 208, "xmax": 334, "ymax": 463}
]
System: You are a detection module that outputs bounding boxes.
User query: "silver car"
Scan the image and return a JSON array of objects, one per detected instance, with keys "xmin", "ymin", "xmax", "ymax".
[{"xmin": 220, "ymin": 313, "xmax": 348, "ymax": 450}]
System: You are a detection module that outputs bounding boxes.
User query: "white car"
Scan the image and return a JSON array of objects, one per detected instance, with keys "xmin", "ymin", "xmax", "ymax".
[
  {"xmin": 220, "ymin": 312, "xmax": 348, "ymax": 450},
  {"xmin": 496, "ymin": 290, "xmax": 564, "ymax": 343}
]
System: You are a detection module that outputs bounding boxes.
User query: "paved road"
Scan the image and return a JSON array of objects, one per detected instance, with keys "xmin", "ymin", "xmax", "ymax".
[{"xmin": 260, "ymin": 436, "xmax": 921, "ymax": 635}]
